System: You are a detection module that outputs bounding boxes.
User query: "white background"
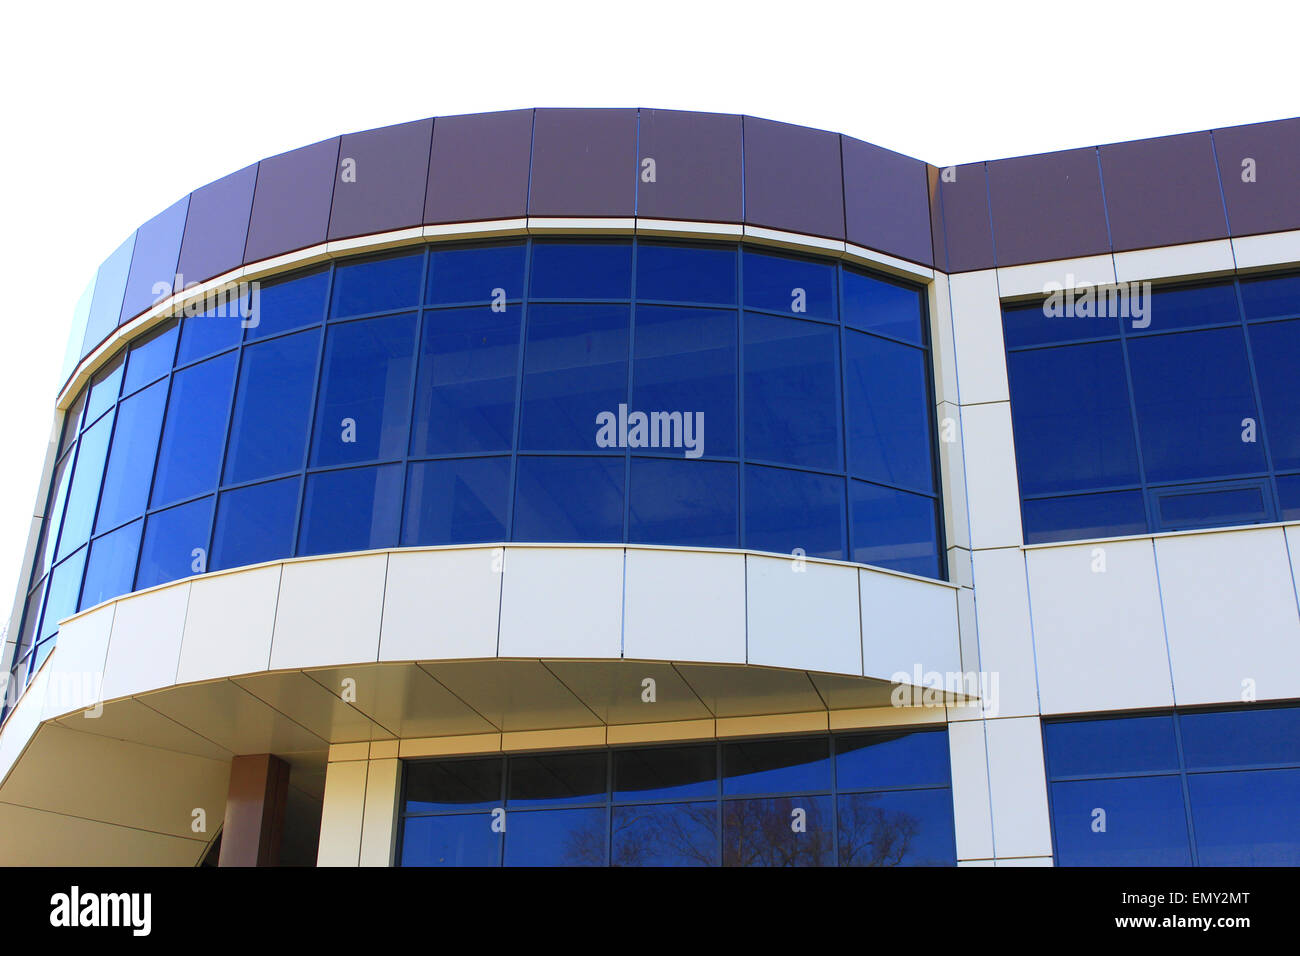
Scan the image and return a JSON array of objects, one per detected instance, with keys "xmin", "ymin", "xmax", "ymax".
[{"xmin": 0, "ymin": 0, "xmax": 1296, "ymax": 626}]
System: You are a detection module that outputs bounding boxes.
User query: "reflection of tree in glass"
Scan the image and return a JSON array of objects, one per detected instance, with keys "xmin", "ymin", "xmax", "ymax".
[
  {"xmin": 610, "ymin": 804, "xmax": 718, "ymax": 866},
  {"xmin": 837, "ymin": 793, "xmax": 931, "ymax": 866},
  {"xmin": 723, "ymin": 798, "xmax": 834, "ymax": 867}
]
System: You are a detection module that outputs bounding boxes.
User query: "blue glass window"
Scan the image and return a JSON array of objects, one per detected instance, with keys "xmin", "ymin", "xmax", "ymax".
[
  {"xmin": 1022, "ymin": 491, "xmax": 1149, "ymax": 545},
  {"xmin": 723, "ymin": 795, "xmax": 834, "ymax": 867},
  {"xmin": 612, "ymin": 804, "xmax": 718, "ymax": 866},
  {"xmin": 1044, "ymin": 715, "xmax": 1179, "ymax": 777},
  {"xmin": 1179, "ymin": 706, "xmax": 1300, "ymax": 769},
  {"xmin": 58, "ymin": 391, "xmax": 86, "ymax": 457},
  {"xmin": 38, "ymin": 452, "xmax": 74, "ymax": 577},
  {"xmin": 56, "ymin": 412, "xmax": 113, "ymax": 561},
  {"xmin": 427, "ymin": 243, "xmax": 526, "ymax": 306},
  {"xmin": 136, "ymin": 496, "xmax": 214, "ymax": 589},
  {"xmin": 845, "ymin": 331, "xmax": 933, "ymax": 491},
  {"xmin": 330, "ymin": 252, "xmax": 422, "ymax": 319},
  {"xmin": 1001, "ymin": 298, "xmax": 1122, "ymax": 349},
  {"xmin": 843, "ymin": 269, "xmax": 924, "ymax": 344},
  {"xmin": 245, "ymin": 269, "xmax": 327, "ymax": 340},
  {"xmin": 724, "ymin": 737, "xmax": 831, "ymax": 795},
  {"xmin": 224, "ymin": 329, "xmax": 320, "ymax": 484},
  {"xmin": 850, "ymin": 480, "xmax": 940, "ymax": 578},
  {"xmin": 836, "ymin": 730, "xmax": 951, "ymax": 790},
  {"xmin": 628, "ymin": 458, "xmax": 738, "ymax": 549},
  {"xmin": 503, "ymin": 808, "xmax": 607, "ymax": 866},
  {"xmin": 744, "ymin": 465, "xmax": 845, "ymax": 560},
  {"xmin": 1247, "ymin": 319, "xmax": 1300, "ymax": 470},
  {"xmin": 405, "ymin": 758, "xmax": 502, "ymax": 813},
  {"xmin": 508, "ymin": 752, "xmax": 607, "ymax": 807},
  {"xmin": 311, "ymin": 313, "xmax": 416, "ymax": 466},
  {"xmin": 1241, "ymin": 272, "xmax": 1300, "ymax": 321},
  {"xmin": 298, "ymin": 464, "xmax": 402, "ymax": 556},
  {"xmin": 1133, "ymin": 282, "xmax": 1240, "ymax": 334},
  {"xmin": 151, "ymin": 352, "xmax": 237, "ymax": 508},
  {"xmin": 530, "ymin": 242, "xmax": 631, "ymax": 300},
  {"xmin": 613, "ymin": 745, "xmax": 717, "ymax": 803},
  {"xmin": 177, "ymin": 306, "xmax": 242, "ymax": 365},
  {"xmin": 1188, "ymin": 769, "xmax": 1300, "ymax": 865},
  {"xmin": 1153, "ymin": 481, "xmax": 1271, "ymax": 531},
  {"xmin": 123, "ymin": 321, "xmax": 177, "ymax": 394},
  {"xmin": 403, "ymin": 457, "xmax": 510, "ymax": 546},
  {"xmin": 84, "ymin": 353, "xmax": 124, "ymax": 425},
  {"xmin": 636, "ymin": 243, "xmax": 736, "ymax": 304},
  {"xmin": 512, "ymin": 456, "xmax": 624, "ymax": 543},
  {"xmin": 1050, "ymin": 776, "xmax": 1192, "ymax": 867},
  {"xmin": 837, "ymin": 789, "xmax": 957, "ymax": 866},
  {"xmin": 401, "ymin": 815, "xmax": 500, "ymax": 867},
  {"xmin": 743, "ymin": 250, "xmax": 835, "ymax": 320},
  {"xmin": 211, "ymin": 477, "xmax": 300, "ymax": 571},
  {"xmin": 39, "ymin": 549, "xmax": 87, "ymax": 641},
  {"xmin": 79, "ymin": 520, "xmax": 142, "ymax": 610},
  {"xmin": 94, "ymin": 379, "xmax": 167, "ymax": 534},
  {"xmin": 744, "ymin": 313, "xmax": 841, "ymax": 470},
  {"xmin": 1279, "ymin": 475, "xmax": 1300, "ymax": 521}
]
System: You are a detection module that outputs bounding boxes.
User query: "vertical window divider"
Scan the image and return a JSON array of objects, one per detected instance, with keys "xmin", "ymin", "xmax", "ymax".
[
  {"xmin": 394, "ymin": 248, "xmax": 434, "ymax": 549},
  {"xmin": 131, "ymin": 323, "xmax": 183, "ymax": 591},
  {"xmin": 505, "ymin": 240, "xmax": 534, "ymax": 542},
  {"xmin": 287, "ymin": 264, "xmax": 337, "ymax": 558},
  {"xmin": 1232, "ymin": 278, "xmax": 1282, "ymax": 520},
  {"xmin": 1114, "ymin": 299, "xmax": 1155, "ymax": 529}
]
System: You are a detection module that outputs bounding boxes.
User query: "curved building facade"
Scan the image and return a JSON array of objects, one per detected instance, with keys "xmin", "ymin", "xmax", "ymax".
[{"xmin": 1, "ymin": 108, "xmax": 1298, "ymax": 867}]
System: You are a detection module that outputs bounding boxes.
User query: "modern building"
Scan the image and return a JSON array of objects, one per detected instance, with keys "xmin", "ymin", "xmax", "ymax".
[{"xmin": 1, "ymin": 108, "xmax": 1298, "ymax": 867}]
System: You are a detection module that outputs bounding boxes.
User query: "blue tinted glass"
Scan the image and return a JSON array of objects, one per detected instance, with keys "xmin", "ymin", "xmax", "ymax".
[
  {"xmin": 723, "ymin": 795, "xmax": 834, "ymax": 866},
  {"xmin": 1007, "ymin": 343, "xmax": 1140, "ymax": 495},
  {"xmin": 331, "ymin": 252, "xmax": 422, "ymax": 318},
  {"xmin": 224, "ymin": 329, "xmax": 320, "ymax": 483},
  {"xmin": 427, "ymin": 243, "xmax": 526, "ymax": 305},
  {"xmin": 123, "ymin": 321, "xmax": 177, "ymax": 394},
  {"xmin": 836, "ymin": 730, "xmax": 951, "ymax": 790},
  {"xmin": 843, "ymin": 270, "xmax": 923, "ymax": 344},
  {"xmin": 519, "ymin": 304, "xmax": 628, "ymax": 452},
  {"xmin": 742, "ymin": 250, "xmax": 835, "ymax": 320},
  {"xmin": 411, "ymin": 305, "xmax": 520, "ymax": 456},
  {"xmin": 1023, "ymin": 491, "xmax": 1149, "ymax": 544},
  {"xmin": 311, "ymin": 313, "xmax": 416, "ymax": 466},
  {"xmin": 1044, "ymin": 715, "xmax": 1179, "ymax": 777},
  {"xmin": 177, "ymin": 306, "xmax": 242, "ymax": 365},
  {"xmin": 850, "ymin": 480, "xmax": 940, "ymax": 578},
  {"xmin": 1155, "ymin": 483, "xmax": 1269, "ymax": 530},
  {"xmin": 1241, "ymin": 273, "xmax": 1300, "ymax": 321},
  {"xmin": 298, "ymin": 465, "xmax": 402, "ymax": 556},
  {"xmin": 17, "ymin": 583, "xmax": 45, "ymax": 657},
  {"xmin": 1188, "ymin": 769, "xmax": 1300, "ymax": 865},
  {"xmin": 744, "ymin": 313, "xmax": 841, "ymax": 470},
  {"xmin": 211, "ymin": 477, "xmax": 300, "ymax": 571},
  {"xmin": 636, "ymin": 243, "xmax": 736, "ymax": 304},
  {"xmin": 628, "ymin": 458, "xmax": 738, "ymax": 548},
  {"xmin": 1051, "ymin": 777, "xmax": 1192, "ymax": 866},
  {"xmin": 837, "ymin": 790, "xmax": 956, "ymax": 866},
  {"xmin": 1180, "ymin": 707, "xmax": 1300, "ymax": 769},
  {"xmin": 84, "ymin": 353, "xmax": 124, "ymax": 424},
  {"xmin": 504, "ymin": 808, "xmax": 606, "ymax": 866},
  {"xmin": 632, "ymin": 306, "xmax": 737, "ymax": 457},
  {"xmin": 246, "ymin": 269, "xmax": 327, "ymax": 340},
  {"xmin": 136, "ymin": 496, "xmax": 213, "ymax": 589},
  {"xmin": 512, "ymin": 456, "xmax": 624, "ymax": 543},
  {"xmin": 724, "ymin": 737, "xmax": 830, "ymax": 795},
  {"xmin": 530, "ymin": 242, "xmax": 631, "ymax": 299},
  {"xmin": 1001, "ymin": 299, "xmax": 1122, "ymax": 348},
  {"xmin": 58, "ymin": 391, "xmax": 87, "ymax": 457},
  {"xmin": 1247, "ymin": 319, "xmax": 1300, "ymax": 470},
  {"xmin": 612, "ymin": 803, "xmax": 718, "ymax": 866},
  {"xmin": 1135, "ymin": 282, "xmax": 1240, "ymax": 334},
  {"xmin": 1279, "ymin": 475, "xmax": 1300, "ymax": 520},
  {"xmin": 151, "ymin": 352, "xmax": 237, "ymax": 508},
  {"xmin": 1128, "ymin": 328, "xmax": 1265, "ymax": 481},
  {"xmin": 401, "ymin": 815, "xmax": 500, "ymax": 867},
  {"xmin": 845, "ymin": 331, "xmax": 933, "ymax": 491},
  {"xmin": 614, "ymin": 745, "xmax": 717, "ymax": 803},
  {"xmin": 38, "ymin": 452, "xmax": 74, "ymax": 577},
  {"xmin": 745, "ymin": 465, "xmax": 845, "ymax": 560},
  {"xmin": 57, "ymin": 412, "xmax": 113, "ymax": 561},
  {"xmin": 403, "ymin": 457, "xmax": 509, "ymax": 546},
  {"xmin": 508, "ymin": 752, "xmax": 607, "ymax": 807},
  {"xmin": 79, "ymin": 520, "xmax": 142, "ymax": 610},
  {"xmin": 94, "ymin": 379, "xmax": 167, "ymax": 533},
  {"xmin": 405, "ymin": 758, "xmax": 502, "ymax": 813},
  {"xmin": 39, "ymin": 549, "xmax": 86, "ymax": 641}
]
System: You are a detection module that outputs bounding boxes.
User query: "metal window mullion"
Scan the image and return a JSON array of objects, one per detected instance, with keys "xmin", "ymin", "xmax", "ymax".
[
  {"xmin": 287, "ymin": 263, "xmax": 337, "ymax": 557},
  {"xmin": 505, "ymin": 240, "xmax": 533, "ymax": 542},
  {"xmin": 393, "ymin": 248, "xmax": 433, "ymax": 549},
  {"xmin": 1232, "ymin": 278, "xmax": 1283, "ymax": 520}
]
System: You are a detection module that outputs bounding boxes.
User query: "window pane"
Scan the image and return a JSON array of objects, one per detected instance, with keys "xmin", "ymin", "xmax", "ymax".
[
  {"xmin": 636, "ymin": 243, "xmax": 736, "ymax": 304},
  {"xmin": 1134, "ymin": 282, "xmax": 1240, "ymax": 334},
  {"xmin": 1007, "ymin": 343, "xmax": 1140, "ymax": 495},
  {"xmin": 178, "ymin": 306, "xmax": 242, "ymax": 365},
  {"xmin": 723, "ymin": 795, "xmax": 834, "ymax": 866},
  {"xmin": 1241, "ymin": 273, "xmax": 1300, "ymax": 321},
  {"xmin": 123, "ymin": 320, "xmax": 177, "ymax": 394},
  {"xmin": 744, "ymin": 313, "xmax": 841, "ymax": 470},
  {"xmin": 298, "ymin": 465, "xmax": 402, "ymax": 556},
  {"xmin": 508, "ymin": 752, "xmax": 607, "ymax": 807},
  {"xmin": 837, "ymin": 790, "xmax": 956, "ymax": 866},
  {"xmin": 1001, "ymin": 298, "xmax": 1123, "ymax": 349},
  {"xmin": 224, "ymin": 329, "xmax": 320, "ymax": 484},
  {"xmin": 1022, "ymin": 490, "xmax": 1149, "ymax": 544},
  {"xmin": 1050, "ymin": 777, "xmax": 1191, "ymax": 866},
  {"xmin": 136, "ymin": 496, "xmax": 213, "ymax": 589},
  {"xmin": 1179, "ymin": 706, "xmax": 1300, "ymax": 769},
  {"xmin": 845, "ymin": 331, "xmax": 933, "ymax": 492},
  {"xmin": 151, "ymin": 352, "xmax": 238, "ymax": 508},
  {"xmin": 530, "ymin": 242, "xmax": 631, "ymax": 299},
  {"xmin": 742, "ymin": 250, "xmax": 835, "ymax": 321},
  {"xmin": 400, "ymin": 815, "xmax": 499, "ymax": 867},
  {"xmin": 724, "ymin": 737, "xmax": 830, "ymax": 795},
  {"xmin": 84, "ymin": 353, "xmax": 124, "ymax": 425},
  {"xmin": 850, "ymin": 480, "xmax": 940, "ymax": 578},
  {"xmin": 520, "ymin": 304, "xmax": 628, "ymax": 451},
  {"xmin": 613, "ymin": 803, "xmax": 719, "ymax": 866},
  {"xmin": 79, "ymin": 520, "xmax": 142, "ymax": 610},
  {"xmin": 57, "ymin": 412, "xmax": 113, "ymax": 561},
  {"xmin": 330, "ymin": 251, "xmax": 422, "ymax": 318},
  {"xmin": 632, "ymin": 305, "xmax": 737, "ymax": 457},
  {"xmin": 744, "ymin": 465, "xmax": 845, "ymax": 560},
  {"xmin": 405, "ymin": 758, "xmax": 502, "ymax": 813},
  {"xmin": 211, "ymin": 477, "xmax": 300, "ymax": 571},
  {"xmin": 1128, "ymin": 328, "xmax": 1266, "ymax": 481},
  {"xmin": 1188, "ymin": 769, "xmax": 1300, "ymax": 865},
  {"xmin": 628, "ymin": 458, "xmax": 738, "ymax": 548},
  {"xmin": 1154, "ymin": 483, "xmax": 1269, "ymax": 530},
  {"xmin": 59, "ymin": 390, "xmax": 87, "ymax": 457},
  {"xmin": 512, "ymin": 456, "xmax": 624, "ymax": 543},
  {"xmin": 843, "ymin": 270, "xmax": 923, "ymax": 344},
  {"xmin": 614, "ymin": 745, "xmax": 717, "ymax": 803},
  {"xmin": 39, "ymin": 549, "xmax": 86, "ymax": 641},
  {"xmin": 1281, "ymin": 475, "xmax": 1300, "ymax": 521},
  {"xmin": 311, "ymin": 313, "xmax": 416, "ymax": 466},
  {"xmin": 246, "ymin": 269, "xmax": 327, "ymax": 339},
  {"xmin": 1043, "ymin": 715, "xmax": 1179, "ymax": 777},
  {"xmin": 836, "ymin": 730, "xmax": 951, "ymax": 790},
  {"xmin": 1247, "ymin": 319, "xmax": 1300, "ymax": 470},
  {"xmin": 411, "ymin": 305, "xmax": 520, "ymax": 456},
  {"xmin": 503, "ymin": 808, "xmax": 606, "ymax": 866},
  {"xmin": 37, "ymin": 452, "xmax": 74, "ymax": 578},
  {"xmin": 94, "ymin": 379, "xmax": 167, "ymax": 534},
  {"xmin": 403, "ymin": 457, "xmax": 510, "ymax": 546},
  {"xmin": 427, "ymin": 243, "xmax": 526, "ymax": 305}
]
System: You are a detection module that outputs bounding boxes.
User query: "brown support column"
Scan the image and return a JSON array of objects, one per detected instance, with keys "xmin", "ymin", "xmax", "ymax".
[{"xmin": 218, "ymin": 754, "xmax": 290, "ymax": 867}]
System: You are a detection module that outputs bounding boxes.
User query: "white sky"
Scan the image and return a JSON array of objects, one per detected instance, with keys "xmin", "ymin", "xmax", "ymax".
[{"xmin": 0, "ymin": 0, "xmax": 1297, "ymax": 619}]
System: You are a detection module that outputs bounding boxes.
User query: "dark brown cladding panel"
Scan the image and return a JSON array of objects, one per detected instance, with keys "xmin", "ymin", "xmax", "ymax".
[{"xmin": 987, "ymin": 147, "xmax": 1110, "ymax": 266}]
